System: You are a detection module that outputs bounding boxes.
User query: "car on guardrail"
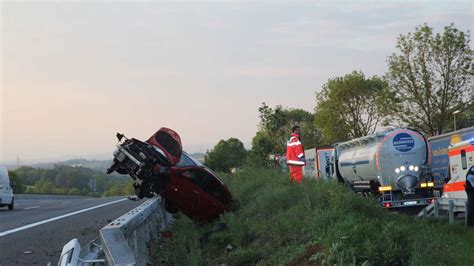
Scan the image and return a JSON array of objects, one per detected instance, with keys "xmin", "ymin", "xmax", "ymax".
[{"xmin": 107, "ymin": 127, "xmax": 232, "ymax": 221}]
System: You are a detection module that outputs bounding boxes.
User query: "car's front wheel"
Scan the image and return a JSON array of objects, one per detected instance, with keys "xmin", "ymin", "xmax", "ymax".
[{"xmin": 8, "ymin": 197, "xmax": 14, "ymax": 210}]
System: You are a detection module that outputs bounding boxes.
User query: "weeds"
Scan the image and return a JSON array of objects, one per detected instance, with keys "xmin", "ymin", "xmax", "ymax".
[{"xmin": 152, "ymin": 167, "xmax": 474, "ymax": 265}]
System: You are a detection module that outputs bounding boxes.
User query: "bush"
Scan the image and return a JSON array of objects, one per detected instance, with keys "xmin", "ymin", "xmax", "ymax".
[
  {"xmin": 102, "ymin": 181, "xmax": 134, "ymax": 196},
  {"xmin": 8, "ymin": 171, "xmax": 26, "ymax": 193}
]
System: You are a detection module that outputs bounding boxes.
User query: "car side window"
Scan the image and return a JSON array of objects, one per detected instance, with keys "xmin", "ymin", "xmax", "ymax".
[
  {"xmin": 181, "ymin": 170, "xmax": 204, "ymax": 185},
  {"xmin": 181, "ymin": 169, "xmax": 228, "ymax": 204},
  {"xmin": 199, "ymin": 173, "xmax": 228, "ymax": 204},
  {"xmin": 176, "ymin": 153, "xmax": 197, "ymax": 167}
]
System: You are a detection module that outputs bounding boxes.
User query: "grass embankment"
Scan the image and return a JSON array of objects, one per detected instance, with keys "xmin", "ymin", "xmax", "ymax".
[{"xmin": 153, "ymin": 168, "xmax": 474, "ymax": 265}]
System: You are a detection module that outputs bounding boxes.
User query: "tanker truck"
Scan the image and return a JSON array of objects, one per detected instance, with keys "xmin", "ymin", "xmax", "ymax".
[{"xmin": 334, "ymin": 128, "xmax": 435, "ymax": 208}]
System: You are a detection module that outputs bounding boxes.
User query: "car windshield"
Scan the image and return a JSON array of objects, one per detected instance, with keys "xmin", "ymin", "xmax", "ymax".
[{"xmin": 176, "ymin": 152, "xmax": 203, "ymax": 167}]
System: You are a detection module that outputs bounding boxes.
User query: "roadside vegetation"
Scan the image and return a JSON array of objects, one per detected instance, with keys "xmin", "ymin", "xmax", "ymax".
[
  {"xmin": 154, "ymin": 168, "xmax": 474, "ymax": 265},
  {"xmin": 10, "ymin": 165, "xmax": 131, "ymax": 197}
]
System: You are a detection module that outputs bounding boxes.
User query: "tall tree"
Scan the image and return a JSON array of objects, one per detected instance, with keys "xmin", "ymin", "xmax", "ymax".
[
  {"xmin": 205, "ymin": 138, "xmax": 248, "ymax": 173},
  {"xmin": 256, "ymin": 103, "xmax": 320, "ymax": 154},
  {"xmin": 385, "ymin": 24, "xmax": 472, "ymax": 136},
  {"xmin": 455, "ymin": 100, "xmax": 474, "ymax": 130},
  {"xmin": 315, "ymin": 71, "xmax": 387, "ymax": 144},
  {"xmin": 247, "ymin": 131, "xmax": 274, "ymax": 167}
]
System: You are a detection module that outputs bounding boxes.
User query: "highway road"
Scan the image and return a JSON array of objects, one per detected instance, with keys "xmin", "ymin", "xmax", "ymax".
[{"xmin": 0, "ymin": 194, "xmax": 143, "ymax": 265}]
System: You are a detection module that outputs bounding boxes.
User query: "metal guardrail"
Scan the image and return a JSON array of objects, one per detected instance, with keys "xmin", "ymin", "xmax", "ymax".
[
  {"xmin": 418, "ymin": 197, "xmax": 469, "ymax": 225},
  {"xmin": 59, "ymin": 196, "xmax": 173, "ymax": 266}
]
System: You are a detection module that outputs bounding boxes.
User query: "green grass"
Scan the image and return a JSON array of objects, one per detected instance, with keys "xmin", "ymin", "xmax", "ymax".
[{"xmin": 153, "ymin": 168, "xmax": 474, "ymax": 265}]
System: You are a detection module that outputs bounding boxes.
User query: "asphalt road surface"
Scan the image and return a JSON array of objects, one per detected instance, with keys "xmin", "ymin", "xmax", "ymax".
[{"xmin": 0, "ymin": 194, "xmax": 143, "ymax": 265}]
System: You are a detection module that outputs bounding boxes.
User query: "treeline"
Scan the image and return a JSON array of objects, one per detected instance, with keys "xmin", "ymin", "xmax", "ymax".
[
  {"xmin": 205, "ymin": 23, "xmax": 473, "ymax": 173},
  {"xmin": 9, "ymin": 165, "xmax": 131, "ymax": 197}
]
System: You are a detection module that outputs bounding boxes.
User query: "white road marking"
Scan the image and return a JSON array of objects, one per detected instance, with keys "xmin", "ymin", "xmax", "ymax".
[
  {"xmin": 0, "ymin": 198, "xmax": 128, "ymax": 237},
  {"xmin": 24, "ymin": 206, "xmax": 40, "ymax": 210}
]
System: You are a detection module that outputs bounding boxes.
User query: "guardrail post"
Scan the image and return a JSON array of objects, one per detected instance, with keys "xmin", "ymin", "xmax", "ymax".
[
  {"xmin": 434, "ymin": 200, "xmax": 439, "ymax": 218},
  {"xmin": 134, "ymin": 219, "xmax": 149, "ymax": 266},
  {"xmin": 465, "ymin": 200, "xmax": 469, "ymax": 226},
  {"xmin": 59, "ymin": 196, "xmax": 174, "ymax": 265},
  {"xmin": 158, "ymin": 198, "xmax": 173, "ymax": 230},
  {"xmin": 449, "ymin": 200, "xmax": 454, "ymax": 224},
  {"xmin": 100, "ymin": 197, "xmax": 166, "ymax": 265}
]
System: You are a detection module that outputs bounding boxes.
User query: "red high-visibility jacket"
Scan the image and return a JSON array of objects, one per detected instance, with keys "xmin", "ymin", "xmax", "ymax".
[{"xmin": 286, "ymin": 133, "xmax": 305, "ymax": 166}]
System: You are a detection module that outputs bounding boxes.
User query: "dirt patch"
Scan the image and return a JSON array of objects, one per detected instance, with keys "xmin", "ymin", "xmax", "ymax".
[{"xmin": 287, "ymin": 244, "xmax": 323, "ymax": 266}]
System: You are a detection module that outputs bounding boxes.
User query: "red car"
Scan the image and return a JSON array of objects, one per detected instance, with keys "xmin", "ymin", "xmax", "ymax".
[{"xmin": 107, "ymin": 127, "xmax": 232, "ymax": 221}]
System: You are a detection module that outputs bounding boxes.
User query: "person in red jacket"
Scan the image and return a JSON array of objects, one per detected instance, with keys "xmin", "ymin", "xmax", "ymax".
[{"xmin": 286, "ymin": 125, "xmax": 306, "ymax": 183}]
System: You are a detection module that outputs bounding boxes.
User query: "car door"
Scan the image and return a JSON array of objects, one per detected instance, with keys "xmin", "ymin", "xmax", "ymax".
[
  {"xmin": 162, "ymin": 153, "xmax": 229, "ymax": 220},
  {"xmin": 166, "ymin": 167, "xmax": 227, "ymax": 220},
  {"xmin": 163, "ymin": 169, "xmax": 201, "ymax": 217}
]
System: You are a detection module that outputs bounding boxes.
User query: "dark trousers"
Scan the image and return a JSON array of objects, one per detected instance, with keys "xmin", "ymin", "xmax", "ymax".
[{"xmin": 467, "ymin": 192, "xmax": 474, "ymax": 227}]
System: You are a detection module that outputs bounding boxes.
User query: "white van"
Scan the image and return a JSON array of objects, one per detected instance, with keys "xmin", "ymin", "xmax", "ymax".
[{"xmin": 0, "ymin": 167, "xmax": 14, "ymax": 210}]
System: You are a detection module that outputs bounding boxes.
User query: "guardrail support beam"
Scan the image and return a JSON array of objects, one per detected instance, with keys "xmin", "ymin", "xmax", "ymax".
[
  {"xmin": 449, "ymin": 200, "xmax": 454, "ymax": 224},
  {"xmin": 434, "ymin": 200, "xmax": 439, "ymax": 218},
  {"xmin": 465, "ymin": 200, "xmax": 469, "ymax": 226}
]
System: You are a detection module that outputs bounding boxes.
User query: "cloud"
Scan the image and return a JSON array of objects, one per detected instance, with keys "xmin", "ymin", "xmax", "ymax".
[
  {"xmin": 237, "ymin": 65, "xmax": 315, "ymax": 78},
  {"xmin": 259, "ymin": 1, "xmax": 472, "ymax": 52}
]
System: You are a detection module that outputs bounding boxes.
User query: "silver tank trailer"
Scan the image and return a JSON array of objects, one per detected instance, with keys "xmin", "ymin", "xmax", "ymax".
[{"xmin": 335, "ymin": 128, "xmax": 429, "ymax": 194}]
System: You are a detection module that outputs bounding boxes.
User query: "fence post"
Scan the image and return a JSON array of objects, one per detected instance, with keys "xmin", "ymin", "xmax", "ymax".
[
  {"xmin": 434, "ymin": 200, "xmax": 439, "ymax": 218},
  {"xmin": 158, "ymin": 198, "xmax": 173, "ymax": 231},
  {"xmin": 465, "ymin": 200, "xmax": 469, "ymax": 226},
  {"xmin": 449, "ymin": 200, "xmax": 454, "ymax": 224}
]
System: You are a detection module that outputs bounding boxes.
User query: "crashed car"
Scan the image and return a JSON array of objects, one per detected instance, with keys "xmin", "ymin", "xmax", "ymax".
[{"xmin": 107, "ymin": 127, "xmax": 232, "ymax": 221}]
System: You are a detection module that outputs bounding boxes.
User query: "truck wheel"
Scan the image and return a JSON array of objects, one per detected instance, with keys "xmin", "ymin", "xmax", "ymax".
[{"xmin": 8, "ymin": 198, "xmax": 14, "ymax": 210}]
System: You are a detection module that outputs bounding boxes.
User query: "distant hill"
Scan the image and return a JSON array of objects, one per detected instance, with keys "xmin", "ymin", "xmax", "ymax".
[
  {"xmin": 28, "ymin": 159, "xmax": 113, "ymax": 173},
  {"xmin": 17, "ymin": 152, "xmax": 206, "ymax": 172},
  {"xmin": 189, "ymin": 152, "xmax": 206, "ymax": 163}
]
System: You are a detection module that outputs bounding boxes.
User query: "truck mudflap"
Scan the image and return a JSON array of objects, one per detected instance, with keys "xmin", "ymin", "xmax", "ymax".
[{"xmin": 380, "ymin": 197, "xmax": 435, "ymax": 208}]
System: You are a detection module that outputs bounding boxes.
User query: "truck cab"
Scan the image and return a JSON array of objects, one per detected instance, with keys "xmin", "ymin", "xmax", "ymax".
[
  {"xmin": 0, "ymin": 167, "xmax": 14, "ymax": 210},
  {"xmin": 443, "ymin": 139, "xmax": 474, "ymax": 199}
]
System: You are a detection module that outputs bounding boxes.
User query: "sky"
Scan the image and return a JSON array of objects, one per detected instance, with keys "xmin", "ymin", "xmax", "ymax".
[{"xmin": 0, "ymin": 0, "xmax": 472, "ymax": 163}]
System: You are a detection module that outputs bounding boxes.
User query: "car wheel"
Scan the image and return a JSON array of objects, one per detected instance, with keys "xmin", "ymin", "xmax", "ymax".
[
  {"xmin": 8, "ymin": 198, "xmax": 14, "ymax": 210},
  {"xmin": 164, "ymin": 200, "xmax": 179, "ymax": 214}
]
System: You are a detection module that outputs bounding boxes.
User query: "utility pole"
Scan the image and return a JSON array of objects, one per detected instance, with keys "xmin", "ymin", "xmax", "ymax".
[
  {"xmin": 453, "ymin": 110, "xmax": 461, "ymax": 131},
  {"xmin": 89, "ymin": 177, "xmax": 96, "ymax": 192}
]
